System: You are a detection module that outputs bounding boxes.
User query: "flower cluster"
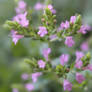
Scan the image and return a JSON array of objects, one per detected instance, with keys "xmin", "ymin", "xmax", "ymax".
[
  {"xmin": 38, "ymin": 26, "xmax": 48, "ymax": 37},
  {"xmin": 11, "ymin": 30, "xmax": 24, "ymax": 45},
  {"xmin": 78, "ymin": 25, "xmax": 91, "ymax": 34},
  {"xmin": 61, "ymin": 52, "xmax": 90, "ymax": 91},
  {"xmin": 4, "ymin": 0, "xmax": 92, "ymax": 92},
  {"xmin": 13, "ymin": 72, "xmax": 42, "ymax": 92},
  {"xmin": 9, "ymin": 0, "xmax": 29, "ymax": 45},
  {"xmin": 65, "ymin": 36, "xmax": 75, "ymax": 47},
  {"xmin": 48, "ymin": 4, "xmax": 56, "ymax": 14},
  {"xmin": 60, "ymin": 54, "xmax": 69, "ymax": 66},
  {"xmin": 13, "ymin": 12, "xmax": 29, "ymax": 27}
]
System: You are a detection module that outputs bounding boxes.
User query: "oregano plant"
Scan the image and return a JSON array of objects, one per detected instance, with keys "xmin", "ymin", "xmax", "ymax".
[{"xmin": 4, "ymin": 0, "xmax": 92, "ymax": 92}]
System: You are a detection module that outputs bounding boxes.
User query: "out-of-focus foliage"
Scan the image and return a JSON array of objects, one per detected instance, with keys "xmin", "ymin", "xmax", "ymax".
[{"xmin": 0, "ymin": 0, "xmax": 92, "ymax": 92}]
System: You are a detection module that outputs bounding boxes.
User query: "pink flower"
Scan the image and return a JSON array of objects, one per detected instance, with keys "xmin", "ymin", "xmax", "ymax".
[
  {"xmin": 48, "ymin": 4, "xmax": 53, "ymax": 10},
  {"xmin": 48, "ymin": 4, "xmax": 56, "ymax": 14},
  {"xmin": 25, "ymin": 83, "xmax": 34, "ymax": 91},
  {"xmin": 60, "ymin": 22, "xmax": 65, "ymax": 30},
  {"xmin": 15, "ymin": 0, "xmax": 27, "ymax": 14},
  {"xmin": 78, "ymin": 25, "xmax": 91, "ymax": 34},
  {"xmin": 64, "ymin": 21, "xmax": 70, "ymax": 29},
  {"xmin": 86, "ymin": 64, "xmax": 92, "ymax": 71},
  {"xmin": 38, "ymin": 60, "xmax": 46, "ymax": 69},
  {"xmin": 34, "ymin": 2, "xmax": 45, "ymax": 10},
  {"xmin": 58, "ymin": 21, "xmax": 70, "ymax": 31},
  {"xmin": 70, "ymin": 16, "xmax": 76, "ymax": 24},
  {"xmin": 13, "ymin": 12, "xmax": 29, "ymax": 27},
  {"xmin": 38, "ymin": 26, "xmax": 48, "ymax": 37},
  {"xmin": 21, "ymin": 73, "xmax": 29, "ymax": 80},
  {"xmin": 85, "ymin": 25, "xmax": 91, "ymax": 30},
  {"xmin": 60, "ymin": 21, "xmax": 70, "ymax": 30},
  {"xmin": 76, "ymin": 73, "xmax": 85, "ymax": 83},
  {"xmin": 32, "ymin": 72, "xmax": 42, "ymax": 83},
  {"xmin": 65, "ymin": 36, "xmax": 75, "ymax": 47},
  {"xmin": 82, "ymin": 64, "xmax": 92, "ymax": 71},
  {"xmin": 51, "ymin": 9, "xmax": 56, "ymax": 14},
  {"xmin": 18, "ymin": 0, "xmax": 27, "ymax": 9},
  {"xmin": 49, "ymin": 34, "xmax": 57, "ymax": 41},
  {"xmin": 12, "ymin": 88, "xmax": 19, "ymax": 92},
  {"xmin": 63, "ymin": 80, "xmax": 72, "ymax": 91},
  {"xmin": 75, "ymin": 51, "xmax": 84, "ymax": 61},
  {"xmin": 11, "ymin": 30, "xmax": 24, "ymax": 45},
  {"xmin": 75, "ymin": 60, "xmax": 83, "ymax": 69},
  {"xmin": 80, "ymin": 42, "xmax": 89, "ymax": 51},
  {"xmin": 60, "ymin": 54, "xmax": 69, "ymax": 66},
  {"xmin": 43, "ymin": 48, "xmax": 51, "ymax": 61}
]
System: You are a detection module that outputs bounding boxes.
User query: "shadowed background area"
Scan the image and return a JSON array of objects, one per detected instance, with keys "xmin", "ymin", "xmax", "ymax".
[{"xmin": 0, "ymin": 0, "xmax": 92, "ymax": 92}]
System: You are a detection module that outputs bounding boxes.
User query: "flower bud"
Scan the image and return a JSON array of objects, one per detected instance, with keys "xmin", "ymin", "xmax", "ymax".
[
  {"xmin": 65, "ymin": 68, "xmax": 70, "ymax": 73},
  {"xmin": 86, "ymin": 52, "xmax": 91, "ymax": 60},
  {"xmin": 75, "ymin": 15, "xmax": 82, "ymax": 24},
  {"xmin": 53, "ymin": 19, "xmax": 57, "ymax": 24},
  {"xmin": 41, "ymin": 18, "xmax": 45, "ymax": 22}
]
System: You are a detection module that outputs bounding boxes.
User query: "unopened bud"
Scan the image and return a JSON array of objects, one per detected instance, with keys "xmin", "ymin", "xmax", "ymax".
[
  {"xmin": 53, "ymin": 19, "xmax": 57, "ymax": 24},
  {"xmin": 65, "ymin": 68, "xmax": 70, "ymax": 73},
  {"xmin": 75, "ymin": 15, "xmax": 82, "ymax": 24},
  {"xmin": 41, "ymin": 18, "xmax": 45, "ymax": 22},
  {"xmin": 46, "ymin": 22, "xmax": 49, "ymax": 25},
  {"xmin": 86, "ymin": 52, "xmax": 91, "ymax": 60}
]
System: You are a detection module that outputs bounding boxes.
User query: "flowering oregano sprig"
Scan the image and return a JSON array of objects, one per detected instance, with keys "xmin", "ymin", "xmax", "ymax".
[
  {"xmin": 5, "ymin": 4, "xmax": 90, "ymax": 45},
  {"xmin": 4, "ymin": 0, "xmax": 92, "ymax": 92}
]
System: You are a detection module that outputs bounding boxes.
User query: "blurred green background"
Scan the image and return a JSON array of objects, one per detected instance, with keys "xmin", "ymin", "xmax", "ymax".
[{"xmin": 0, "ymin": 0, "xmax": 92, "ymax": 92}]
